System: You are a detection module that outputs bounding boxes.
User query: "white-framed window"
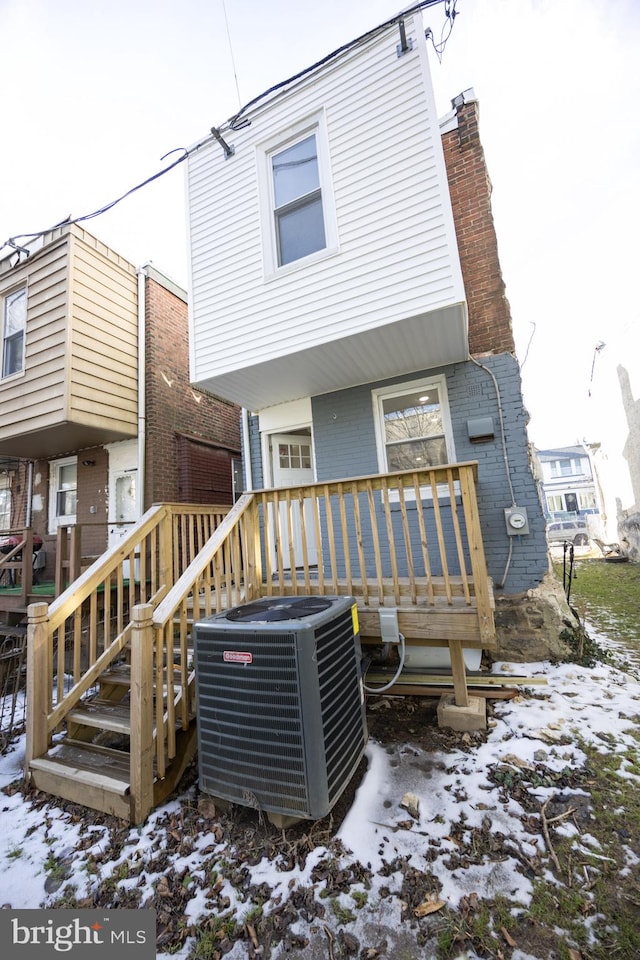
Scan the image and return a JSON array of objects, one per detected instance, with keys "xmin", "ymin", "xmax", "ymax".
[
  {"xmin": 0, "ymin": 479, "xmax": 10, "ymax": 530},
  {"xmin": 579, "ymin": 492, "xmax": 597, "ymax": 511},
  {"xmin": 546, "ymin": 494, "xmax": 564, "ymax": 514},
  {"xmin": 257, "ymin": 111, "xmax": 338, "ymax": 276},
  {"xmin": 372, "ymin": 376, "xmax": 455, "ymax": 474},
  {"xmin": 2, "ymin": 286, "xmax": 27, "ymax": 378},
  {"xmin": 48, "ymin": 457, "xmax": 77, "ymax": 534},
  {"xmin": 550, "ymin": 458, "xmax": 583, "ymax": 478}
]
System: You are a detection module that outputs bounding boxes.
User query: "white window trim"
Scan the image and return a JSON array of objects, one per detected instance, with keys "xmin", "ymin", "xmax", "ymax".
[
  {"xmin": 0, "ymin": 477, "xmax": 10, "ymax": 530},
  {"xmin": 256, "ymin": 109, "xmax": 339, "ymax": 279},
  {"xmin": 372, "ymin": 375, "xmax": 456, "ymax": 501},
  {"xmin": 1, "ymin": 285, "xmax": 27, "ymax": 381},
  {"xmin": 48, "ymin": 456, "xmax": 78, "ymax": 535}
]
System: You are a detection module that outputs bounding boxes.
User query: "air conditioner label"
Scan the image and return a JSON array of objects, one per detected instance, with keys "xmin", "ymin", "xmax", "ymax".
[
  {"xmin": 223, "ymin": 650, "xmax": 253, "ymax": 664},
  {"xmin": 351, "ymin": 604, "xmax": 359, "ymax": 635}
]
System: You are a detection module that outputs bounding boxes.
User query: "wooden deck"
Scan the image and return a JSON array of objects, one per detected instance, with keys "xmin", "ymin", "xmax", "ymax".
[{"xmin": 23, "ymin": 464, "xmax": 497, "ymax": 823}]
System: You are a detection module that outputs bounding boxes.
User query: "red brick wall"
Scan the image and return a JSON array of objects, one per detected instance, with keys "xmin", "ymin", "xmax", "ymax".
[
  {"xmin": 143, "ymin": 272, "xmax": 241, "ymax": 508},
  {"xmin": 441, "ymin": 100, "xmax": 515, "ymax": 356}
]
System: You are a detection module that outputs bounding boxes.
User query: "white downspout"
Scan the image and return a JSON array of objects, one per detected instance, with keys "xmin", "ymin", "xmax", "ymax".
[
  {"xmin": 137, "ymin": 267, "xmax": 147, "ymax": 516},
  {"xmin": 241, "ymin": 408, "xmax": 253, "ymax": 491},
  {"xmin": 25, "ymin": 460, "xmax": 33, "ymax": 527}
]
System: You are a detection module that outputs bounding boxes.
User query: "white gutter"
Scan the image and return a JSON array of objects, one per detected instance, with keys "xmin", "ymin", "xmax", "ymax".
[
  {"xmin": 136, "ymin": 267, "xmax": 147, "ymax": 516},
  {"xmin": 241, "ymin": 408, "xmax": 253, "ymax": 491}
]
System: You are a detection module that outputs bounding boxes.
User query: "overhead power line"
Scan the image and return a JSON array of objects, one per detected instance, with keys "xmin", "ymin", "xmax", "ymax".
[{"xmin": 0, "ymin": 0, "xmax": 458, "ymax": 263}]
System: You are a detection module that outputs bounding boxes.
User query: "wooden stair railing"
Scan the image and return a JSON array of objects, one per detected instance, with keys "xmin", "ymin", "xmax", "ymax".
[
  {"xmin": 24, "ymin": 502, "xmax": 233, "ymax": 823},
  {"xmin": 0, "ymin": 528, "xmax": 35, "ymax": 604}
]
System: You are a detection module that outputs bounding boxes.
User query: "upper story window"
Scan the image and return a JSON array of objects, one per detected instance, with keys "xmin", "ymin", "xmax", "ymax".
[
  {"xmin": 272, "ymin": 134, "xmax": 326, "ymax": 266},
  {"xmin": 550, "ymin": 457, "xmax": 583, "ymax": 478},
  {"xmin": 2, "ymin": 286, "xmax": 26, "ymax": 378},
  {"xmin": 373, "ymin": 376, "xmax": 455, "ymax": 473},
  {"xmin": 258, "ymin": 111, "xmax": 338, "ymax": 276}
]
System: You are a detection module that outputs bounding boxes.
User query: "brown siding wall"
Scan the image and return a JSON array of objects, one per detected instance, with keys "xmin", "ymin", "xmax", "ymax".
[
  {"xmin": 143, "ymin": 270, "xmax": 241, "ymax": 509},
  {"xmin": 0, "ymin": 231, "xmax": 70, "ymax": 441},
  {"xmin": 441, "ymin": 100, "xmax": 516, "ymax": 356},
  {"xmin": 69, "ymin": 230, "xmax": 138, "ymax": 432}
]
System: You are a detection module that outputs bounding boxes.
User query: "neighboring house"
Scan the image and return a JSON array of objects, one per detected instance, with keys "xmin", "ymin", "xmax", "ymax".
[
  {"xmin": 534, "ymin": 445, "xmax": 600, "ymax": 518},
  {"xmin": 184, "ymin": 9, "xmax": 569, "ymax": 660},
  {"xmin": 0, "ymin": 224, "xmax": 241, "ymax": 591},
  {"xmin": 586, "ymin": 323, "xmax": 640, "ymax": 557}
]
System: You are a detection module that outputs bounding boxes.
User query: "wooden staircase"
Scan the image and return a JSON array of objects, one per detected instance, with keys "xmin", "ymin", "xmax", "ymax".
[
  {"xmin": 24, "ymin": 502, "xmax": 236, "ymax": 824},
  {"xmin": 27, "ymin": 622, "xmax": 199, "ymax": 821}
]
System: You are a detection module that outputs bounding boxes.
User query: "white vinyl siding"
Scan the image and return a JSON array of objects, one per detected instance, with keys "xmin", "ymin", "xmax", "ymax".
[{"xmin": 188, "ymin": 12, "xmax": 464, "ymax": 395}]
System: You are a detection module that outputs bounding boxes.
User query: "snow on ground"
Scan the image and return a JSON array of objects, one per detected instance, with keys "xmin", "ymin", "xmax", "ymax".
[{"xmin": 0, "ymin": 621, "xmax": 639, "ymax": 958}]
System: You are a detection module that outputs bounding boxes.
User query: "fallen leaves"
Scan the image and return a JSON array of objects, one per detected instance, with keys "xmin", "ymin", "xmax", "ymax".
[
  {"xmin": 414, "ymin": 894, "xmax": 445, "ymax": 917},
  {"xmin": 400, "ymin": 792, "xmax": 420, "ymax": 820}
]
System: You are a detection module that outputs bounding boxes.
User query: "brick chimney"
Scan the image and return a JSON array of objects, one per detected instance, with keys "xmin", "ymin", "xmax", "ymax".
[{"xmin": 441, "ymin": 93, "xmax": 515, "ymax": 356}]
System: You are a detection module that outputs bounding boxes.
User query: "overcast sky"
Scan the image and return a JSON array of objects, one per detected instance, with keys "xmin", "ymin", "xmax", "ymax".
[{"xmin": 1, "ymin": 0, "xmax": 638, "ymax": 449}]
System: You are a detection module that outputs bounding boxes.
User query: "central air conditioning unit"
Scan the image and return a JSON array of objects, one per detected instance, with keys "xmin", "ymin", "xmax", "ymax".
[{"xmin": 194, "ymin": 595, "xmax": 368, "ymax": 822}]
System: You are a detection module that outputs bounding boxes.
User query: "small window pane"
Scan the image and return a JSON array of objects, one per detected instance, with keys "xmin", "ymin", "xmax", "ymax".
[
  {"xmin": 2, "ymin": 334, "xmax": 24, "ymax": 377},
  {"xmin": 5, "ymin": 289, "xmax": 26, "ymax": 335},
  {"xmin": 56, "ymin": 489, "xmax": 77, "ymax": 518},
  {"xmin": 59, "ymin": 463, "xmax": 77, "ymax": 489},
  {"xmin": 382, "ymin": 390, "xmax": 442, "ymax": 444},
  {"xmin": 386, "ymin": 437, "xmax": 447, "ymax": 471},
  {"xmin": 290, "ymin": 444, "xmax": 301, "ymax": 469},
  {"xmin": 277, "ymin": 196, "xmax": 326, "ymax": 265},
  {"xmin": 273, "ymin": 135, "xmax": 319, "ymax": 207}
]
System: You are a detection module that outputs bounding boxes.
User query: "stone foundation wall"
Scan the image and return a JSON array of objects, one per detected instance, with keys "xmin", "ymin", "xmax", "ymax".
[
  {"xmin": 492, "ymin": 571, "xmax": 575, "ymax": 662},
  {"xmin": 619, "ymin": 508, "xmax": 640, "ymax": 561}
]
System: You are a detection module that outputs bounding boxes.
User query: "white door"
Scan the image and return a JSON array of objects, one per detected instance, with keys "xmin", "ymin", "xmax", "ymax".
[
  {"xmin": 107, "ymin": 441, "xmax": 139, "ymax": 578},
  {"xmin": 270, "ymin": 433, "xmax": 317, "ymax": 569}
]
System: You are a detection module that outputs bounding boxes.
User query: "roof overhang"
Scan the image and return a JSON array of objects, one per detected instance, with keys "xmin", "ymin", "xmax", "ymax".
[{"xmin": 195, "ymin": 302, "xmax": 468, "ymax": 411}]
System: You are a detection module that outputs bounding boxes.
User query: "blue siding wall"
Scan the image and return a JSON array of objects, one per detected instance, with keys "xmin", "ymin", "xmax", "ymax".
[
  {"xmin": 247, "ymin": 414, "xmax": 263, "ymax": 490},
  {"xmin": 310, "ymin": 354, "xmax": 548, "ymax": 595}
]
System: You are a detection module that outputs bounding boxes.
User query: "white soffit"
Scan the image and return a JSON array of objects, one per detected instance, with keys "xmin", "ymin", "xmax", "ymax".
[{"xmin": 199, "ymin": 302, "xmax": 468, "ymax": 410}]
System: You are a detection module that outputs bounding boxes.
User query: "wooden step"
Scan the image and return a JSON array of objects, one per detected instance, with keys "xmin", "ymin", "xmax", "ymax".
[
  {"xmin": 29, "ymin": 741, "xmax": 131, "ymax": 819},
  {"xmin": 100, "ymin": 662, "xmax": 193, "ymax": 689},
  {"xmin": 67, "ymin": 699, "xmax": 132, "ymax": 735}
]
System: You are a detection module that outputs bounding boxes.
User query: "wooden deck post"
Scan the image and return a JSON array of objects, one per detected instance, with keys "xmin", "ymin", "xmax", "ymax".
[
  {"xmin": 245, "ymin": 495, "xmax": 262, "ymax": 601},
  {"xmin": 158, "ymin": 508, "xmax": 173, "ymax": 594},
  {"xmin": 458, "ymin": 464, "xmax": 495, "ymax": 646},
  {"xmin": 129, "ymin": 603, "xmax": 155, "ymax": 824},
  {"xmin": 448, "ymin": 639, "xmax": 470, "ymax": 708},
  {"xmin": 54, "ymin": 526, "xmax": 67, "ymax": 596},
  {"xmin": 25, "ymin": 602, "xmax": 51, "ymax": 773},
  {"xmin": 21, "ymin": 529, "xmax": 34, "ymax": 604},
  {"xmin": 68, "ymin": 526, "xmax": 82, "ymax": 585}
]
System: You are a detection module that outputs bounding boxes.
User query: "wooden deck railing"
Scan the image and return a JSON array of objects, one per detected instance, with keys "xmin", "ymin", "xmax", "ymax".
[
  {"xmin": 0, "ymin": 528, "xmax": 36, "ymax": 603},
  {"xmin": 25, "ymin": 503, "xmax": 230, "ymax": 776},
  {"xmin": 252, "ymin": 462, "xmax": 494, "ymax": 642},
  {"xmin": 25, "ymin": 464, "xmax": 494, "ymax": 821}
]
